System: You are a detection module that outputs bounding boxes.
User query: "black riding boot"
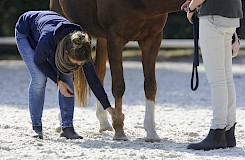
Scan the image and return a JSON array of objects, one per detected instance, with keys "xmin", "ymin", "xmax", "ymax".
[
  {"xmin": 32, "ymin": 126, "xmax": 43, "ymax": 139},
  {"xmin": 226, "ymin": 123, "xmax": 236, "ymax": 148},
  {"xmin": 60, "ymin": 127, "xmax": 83, "ymax": 139},
  {"xmin": 187, "ymin": 128, "xmax": 227, "ymax": 151}
]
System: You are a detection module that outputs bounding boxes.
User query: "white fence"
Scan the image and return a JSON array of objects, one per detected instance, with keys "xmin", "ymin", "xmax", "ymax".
[{"xmin": 1, "ymin": 37, "xmax": 245, "ymax": 49}]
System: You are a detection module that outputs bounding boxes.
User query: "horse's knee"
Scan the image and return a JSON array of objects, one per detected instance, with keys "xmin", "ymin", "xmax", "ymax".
[{"xmin": 112, "ymin": 82, "xmax": 125, "ymax": 99}]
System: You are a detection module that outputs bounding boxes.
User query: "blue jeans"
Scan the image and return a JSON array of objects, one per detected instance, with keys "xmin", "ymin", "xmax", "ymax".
[{"xmin": 15, "ymin": 30, "xmax": 75, "ymax": 129}]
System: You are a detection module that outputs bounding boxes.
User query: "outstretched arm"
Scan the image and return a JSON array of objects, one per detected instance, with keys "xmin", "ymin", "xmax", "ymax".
[{"xmin": 82, "ymin": 61, "xmax": 115, "ymax": 118}]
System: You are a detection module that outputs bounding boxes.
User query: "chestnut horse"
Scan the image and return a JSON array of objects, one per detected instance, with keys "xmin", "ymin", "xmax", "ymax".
[{"xmin": 50, "ymin": 0, "xmax": 186, "ymax": 142}]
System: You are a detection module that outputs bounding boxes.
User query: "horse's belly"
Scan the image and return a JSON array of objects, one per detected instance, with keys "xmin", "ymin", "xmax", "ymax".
[{"xmin": 61, "ymin": 0, "xmax": 106, "ymax": 38}]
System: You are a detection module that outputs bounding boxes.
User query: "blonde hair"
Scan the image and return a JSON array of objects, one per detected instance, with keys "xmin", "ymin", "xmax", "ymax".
[
  {"xmin": 55, "ymin": 30, "xmax": 92, "ymax": 107},
  {"xmin": 64, "ymin": 31, "xmax": 91, "ymax": 61}
]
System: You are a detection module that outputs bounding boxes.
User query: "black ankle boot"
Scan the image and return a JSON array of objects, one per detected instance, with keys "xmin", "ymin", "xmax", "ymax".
[
  {"xmin": 60, "ymin": 127, "xmax": 83, "ymax": 139},
  {"xmin": 187, "ymin": 129, "xmax": 227, "ymax": 150},
  {"xmin": 32, "ymin": 126, "xmax": 43, "ymax": 139},
  {"xmin": 226, "ymin": 123, "xmax": 236, "ymax": 148}
]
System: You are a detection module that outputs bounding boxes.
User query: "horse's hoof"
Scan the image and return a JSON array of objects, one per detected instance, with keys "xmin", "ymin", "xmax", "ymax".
[
  {"xmin": 99, "ymin": 120, "xmax": 113, "ymax": 133},
  {"xmin": 145, "ymin": 138, "xmax": 161, "ymax": 143},
  {"xmin": 99, "ymin": 127, "xmax": 113, "ymax": 133},
  {"xmin": 113, "ymin": 135, "xmax": 128, "ymax": 141},
  {"xmin": 113, "ymin": 131, "xmax": 128, "ymax": 141},
  {"xmin": 55, "ymin": 126, "xmax": 61, "ymax": 133},
  {"xmin": 145, "ymin": 132, "xmax": 161, "ymax": 142}
]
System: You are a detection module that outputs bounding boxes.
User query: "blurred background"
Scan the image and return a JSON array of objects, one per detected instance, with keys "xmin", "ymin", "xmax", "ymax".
[{"xmin": 0, "ymin": 0, "xmax": 244, "ymax": 60}]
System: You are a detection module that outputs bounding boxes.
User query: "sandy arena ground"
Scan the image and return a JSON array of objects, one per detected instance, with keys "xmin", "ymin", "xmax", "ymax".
[{"xmin": 1, "ymin": 59, "xmax": 245, "ymax": 160}]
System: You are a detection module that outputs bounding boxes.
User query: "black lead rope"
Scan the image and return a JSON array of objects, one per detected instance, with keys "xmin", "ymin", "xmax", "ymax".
[{"xmin": 191, "ymin": 16, "xmax": 199, "ymax": 91}]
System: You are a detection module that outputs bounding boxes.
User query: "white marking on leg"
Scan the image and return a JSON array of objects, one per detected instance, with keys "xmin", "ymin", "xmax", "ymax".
[
  {"xmin": 96, "ymin": 101, "xmax": 113, "ymax": 132},
  {"xmin": 55, "ymin": 112, "xmax": 62, "ymax": 133},
  {"xmin": 144, "ymin": 100, "xmax": 160, "ymax": 142}
]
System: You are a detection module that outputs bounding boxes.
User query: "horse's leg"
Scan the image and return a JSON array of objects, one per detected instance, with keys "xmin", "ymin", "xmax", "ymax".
[
  {"xmin": 55, "ymin": 112, "xmax": 62, "ymax": 133},
  {"xmin": 107, "ymin": 31, "xmax": 127, "ymax": 140},
  {"xmin": 94, "ymin": 38, "xmax": 113, "ymax": 133},
  {"xmin": 138, "ymin": 33, "xmax": 162, "ymax": 142},
  {"xmin": 49, "ymin": 0, "xmax": 65, "ymax": 16}
]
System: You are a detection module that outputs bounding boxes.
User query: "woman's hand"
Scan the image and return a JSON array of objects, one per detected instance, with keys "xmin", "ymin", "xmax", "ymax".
[
  {"xmin": 232, "ymin": 39, "xmax": 240, "ymax": 57},
  {"xmin": 106, "ymin": 107, "xmax": 125, "ymax": 121},
  {"xmin": 57, "ymin": 80, "xmax": 74, "ymax": 97},
  {"xmin": 187, "ymin": 12, "xmax": 195, "ymax": 24},
  {"xmin": 106, "ymin": 107, "xmax": 115, "ymax": 120},
  {"xmin": 232, "ymin": 32, "xmax": 240, "ymax": 58},
  {"xmin": 181, "ymin": 0, "xmax": 195, "ymax": 24},
  {"xmin": 183, "ymin": 0, "xmax": 206, "ymax": 24},
  {"xmin": 181, "ymin": 0, "xmax": 191, "ymax": 11}
]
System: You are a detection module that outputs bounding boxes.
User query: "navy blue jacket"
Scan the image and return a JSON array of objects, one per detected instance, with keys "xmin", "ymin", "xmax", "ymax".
[{"xmin": 16, "ymin": 11, "xmax": 110, "ymax": 109}]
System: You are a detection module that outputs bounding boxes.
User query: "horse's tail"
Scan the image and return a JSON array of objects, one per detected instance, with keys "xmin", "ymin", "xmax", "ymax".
[{"xmin": 73, "ymin": 67, "xmax": 90, "ymax": 107}]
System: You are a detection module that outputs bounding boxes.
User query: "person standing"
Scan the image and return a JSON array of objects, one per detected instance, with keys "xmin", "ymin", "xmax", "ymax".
[
  {"xmin": 182, "ymin": 0, "xmax": 243, "ymax": 150},
  {"xmin": 15, "ymin": 11, "xmax": 115, "ymax": 140}
]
